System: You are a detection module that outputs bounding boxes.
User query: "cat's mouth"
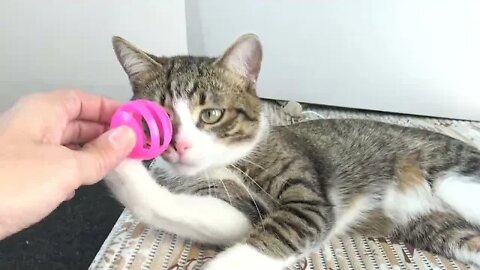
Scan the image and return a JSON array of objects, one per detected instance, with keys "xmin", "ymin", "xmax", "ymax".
[
  {"xmin": 163, "ymin": 154, "xmax": 208, "ymax": 176},
  {"xmin": 161, "ymin": 150, "xmax": 199, "ymax": 169}
]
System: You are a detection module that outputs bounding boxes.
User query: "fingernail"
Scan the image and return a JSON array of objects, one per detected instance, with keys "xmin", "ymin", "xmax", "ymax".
[{"xmin": 108, "ymin": 126, "xmax": 136, "ymax": 149}]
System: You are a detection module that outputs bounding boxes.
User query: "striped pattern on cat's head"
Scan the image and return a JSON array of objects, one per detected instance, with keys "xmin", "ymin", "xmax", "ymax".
[{"xmin": 112, "ymin": 34, "xmax": 268, "ymax": 176}]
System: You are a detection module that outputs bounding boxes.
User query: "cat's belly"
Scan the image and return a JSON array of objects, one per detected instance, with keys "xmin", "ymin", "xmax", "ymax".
[
  {"xmin": 383, "ymin": 180, "xmax": 444, "ymax": 225},
  {"xmin": 327, "ymin": 183, "xmax": 438, "ymax": 238},
  {"xmin": 350, "ymin": 180, "xmax": 443, "ymax": 237}
]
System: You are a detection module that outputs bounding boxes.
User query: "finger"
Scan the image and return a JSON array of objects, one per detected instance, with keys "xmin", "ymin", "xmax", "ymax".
[
  {"xmin": 61, "ymin": 120, "xmax": 109, "ymax": 145},
  {"xmin": 64, "ymin": 190, "xmax": 75, "ymax": 201},
  {"xmin": 60, "ymin": 89, "xmax": 121, "ymax": 124},
  {"xmin": 14, "ymin": 89, "xmax": 119, "ymax": 123},
  {"xmin": 44, "ymin": 89, "xmax": 121, "ymax": 124},
  {"xmin": 74, "ymin": 126, "xmax": 135, "ymax": 185},
  {"xmin": 8, "ymin": 90, "xmax": 121, "ymax": 141},
  {"xmin": 65, "ymin": 144, "xmax": 82, "ymax": 150}
]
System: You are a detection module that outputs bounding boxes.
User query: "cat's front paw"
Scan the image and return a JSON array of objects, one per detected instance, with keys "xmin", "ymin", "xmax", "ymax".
[
  {"xmin": 104, "ymin": 159, "xmax": 151, "ymax": 198},
  {"xmin": 204, "ymin": 244, "xmax": 286, "ymax": 270}
]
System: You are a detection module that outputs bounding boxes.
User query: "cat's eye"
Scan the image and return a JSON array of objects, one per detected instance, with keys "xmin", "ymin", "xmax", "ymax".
[{"xmin": 200, "ymin": 109, "xmax": 224, "ymax": 124}]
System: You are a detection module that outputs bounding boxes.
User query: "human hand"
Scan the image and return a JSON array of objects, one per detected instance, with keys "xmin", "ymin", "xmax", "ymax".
[{"xmin": 0, "ymin": 89, "xmax": 136, "ymax": 239}]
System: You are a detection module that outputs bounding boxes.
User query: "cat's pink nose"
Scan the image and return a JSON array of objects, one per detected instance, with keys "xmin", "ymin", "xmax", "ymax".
[{"xmin": 174, "ymin": 140, "xmax": 192, "ymax": 155}]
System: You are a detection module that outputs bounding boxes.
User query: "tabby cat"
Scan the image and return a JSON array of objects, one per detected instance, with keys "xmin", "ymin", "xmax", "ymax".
[{"xmin": 105, "ymin": 34, "xmax": 480, "ymax": 269}]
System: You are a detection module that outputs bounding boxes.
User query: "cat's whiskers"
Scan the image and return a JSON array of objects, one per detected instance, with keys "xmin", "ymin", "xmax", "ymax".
[
  {"xmin": 233, "ymin": 175, "xmax": 265, "ymax": 231},
  {"xmin": 204, "ymin": 172, "xmax": 213, "ymax": 197},
  {"xmin": 219, "ymin": 179, "xmax": 233, "ymax": 206},
  {"xmin": 230, "ymin": 164, "xmax": 279, "ymax": 205},
  {"xmin": 241, "ymin": 158, "xmax": 265, "ymax": 171}
]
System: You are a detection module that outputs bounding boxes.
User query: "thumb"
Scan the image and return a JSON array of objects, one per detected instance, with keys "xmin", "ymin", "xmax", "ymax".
[{"xmin": 76, "ymin": 126, "xmax": 136, "ymax": 184}]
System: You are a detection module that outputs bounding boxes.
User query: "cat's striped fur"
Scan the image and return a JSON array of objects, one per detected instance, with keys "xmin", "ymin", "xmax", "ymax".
[{"xmin": 106, "ymin": 34, "xmax": 480, "ymax": 269}]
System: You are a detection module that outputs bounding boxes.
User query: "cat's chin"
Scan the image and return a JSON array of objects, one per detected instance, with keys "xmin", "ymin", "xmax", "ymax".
[
  {"xmin": 169, "ymin": 162, "xmax": 206, "ymax": 177},
  {"xmin": 152, "ymin": 156, "xmax": 209, "ymax": 177}
]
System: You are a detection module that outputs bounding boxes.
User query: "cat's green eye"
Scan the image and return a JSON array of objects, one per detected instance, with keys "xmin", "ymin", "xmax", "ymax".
[{"xmin": 200, "ymin": 109, "xmax": 224, "ymax": 124}]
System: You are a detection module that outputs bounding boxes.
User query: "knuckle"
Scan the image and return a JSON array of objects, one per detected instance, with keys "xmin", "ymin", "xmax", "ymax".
[
  {"xmin": 48, "ymin": 89, "xmax": 80, "ymax": 111},
  {"xmin": 53, "ymin": 88, "xmax": 81, "ymax": 98},
  {"xmin": 17, "ymin": 92, "xmax": 45, "ymax": 106}
]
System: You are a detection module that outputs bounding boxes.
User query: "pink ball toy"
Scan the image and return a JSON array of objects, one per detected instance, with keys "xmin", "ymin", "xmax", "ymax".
[{"xmin": 110, "ymin": 99, "xmax": 173, "ymax": 160}]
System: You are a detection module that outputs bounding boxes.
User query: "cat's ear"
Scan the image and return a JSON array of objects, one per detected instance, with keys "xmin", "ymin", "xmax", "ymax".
[
  {"xmin": 112, "ymin": 36, "xmax": 161, "ymax": 82},
  {"xmin": 216, "ymin": 34, "xmax": 263, "ymax": 82}
]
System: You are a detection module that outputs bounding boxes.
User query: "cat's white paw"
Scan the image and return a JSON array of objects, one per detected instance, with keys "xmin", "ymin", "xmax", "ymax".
[
  {"xmin": 105, "ymin": 159, "xmax": 147, "ymax": 184},
  {"xmin": 104, "ymin": 159, "xmax": 153, "ymax": 201},
  {"xmin": 204, "ymin": 244, "xmax": 287, "ymax": 270}
]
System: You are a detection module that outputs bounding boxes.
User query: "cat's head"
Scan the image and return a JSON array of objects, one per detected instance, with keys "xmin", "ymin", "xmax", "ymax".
[{"xmin": 112, "ymin": 34, "xmax": 268, "ymax": 176}]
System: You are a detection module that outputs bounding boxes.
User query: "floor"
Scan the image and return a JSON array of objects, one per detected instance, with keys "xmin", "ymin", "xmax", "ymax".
[{"xmin": 0, "ymin": 182, "xmax": 123, "ymax": 270}]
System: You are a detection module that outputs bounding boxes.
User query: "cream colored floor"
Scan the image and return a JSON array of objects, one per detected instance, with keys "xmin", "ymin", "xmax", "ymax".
[{"xmin": 89, "ymin": 101, "xmax": 480, "ymax": 270}]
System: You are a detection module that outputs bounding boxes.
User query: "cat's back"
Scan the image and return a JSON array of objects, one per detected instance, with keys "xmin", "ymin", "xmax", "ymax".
[
  {"xmin": 275, "ymin": 118, "xmax": 421, "ymax": 139},
  {"xmin": 271, "ymin": 118, "xmax": 429, "ymax": 150},
  {"xmin": 267, "ymin": 118, "xmax": 472, "ymax": 171}
]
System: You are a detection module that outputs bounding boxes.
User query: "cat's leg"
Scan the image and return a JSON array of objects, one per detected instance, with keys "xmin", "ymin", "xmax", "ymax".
[
  {"xmin": 392, "ymin": 211, "xmax": 480, "ymax": 267},
  {"xmin": 204, "ymin": 178, "xmax": 334, "ymax": 270},
  {"xmin": 104, "ymin": 159, "xmax": 251, "ymax": 245}
]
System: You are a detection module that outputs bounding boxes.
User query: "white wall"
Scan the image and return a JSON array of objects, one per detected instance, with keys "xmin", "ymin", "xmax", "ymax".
[
  {"xmin": 186, "ymin": 0, "xmax": 480, "ymax": 121},
  {"xmin": 0, "ymin": 0, "xmax": 187, "ymax": 111},
  {"xmin": 3, "ymin": 1, "xmax": 479, "ymax": 120}
]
